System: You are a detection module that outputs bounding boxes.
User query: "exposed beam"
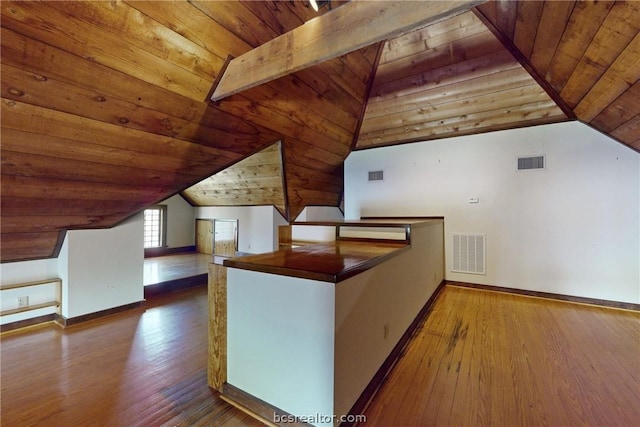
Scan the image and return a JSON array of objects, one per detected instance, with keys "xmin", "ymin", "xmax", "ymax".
[{"xmin": 210, "ymin": 0, "xmax": 485, "ymax": 101}]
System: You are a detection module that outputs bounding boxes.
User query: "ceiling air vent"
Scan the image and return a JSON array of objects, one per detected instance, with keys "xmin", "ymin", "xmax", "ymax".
[
  {"xmin": 368, "ymin": 170, "xmax": 384, "ymax": 181},
  {"xmin": 517, "ymin": 155, "xmax": 545, "ymax": 171},
  {"xmin": 452, "ymin": 233, "xmax": 486, "ymax": 275}
]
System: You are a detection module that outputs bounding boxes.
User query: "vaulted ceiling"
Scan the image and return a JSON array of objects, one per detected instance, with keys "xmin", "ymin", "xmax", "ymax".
[{"xmin": 1, "ymin": 0, "xmax": 638, "ymax": 262}]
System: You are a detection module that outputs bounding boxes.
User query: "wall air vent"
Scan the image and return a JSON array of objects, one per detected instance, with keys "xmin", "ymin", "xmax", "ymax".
[
  {"xmin": 368, "ymin": 170, "xmax": 384, "ymax": 181},
  {"xmin": 517, "ymin": 155, "xmax": 545, "ymax": 171},
  {"xmin": 452, "ymin": 233, "xmax": 486, "ymax": 275}
]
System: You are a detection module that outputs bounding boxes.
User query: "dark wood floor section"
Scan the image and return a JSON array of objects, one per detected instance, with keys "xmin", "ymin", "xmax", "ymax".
[
  {"xmin": 358, "ymin": 284, "xmax": 640, "ymax": 427},
  {"xmin": 3, "ymin": 283, "xmax": 639, "ymax": 427},
  {"xmin": 0, "ymin": 286, "xmax": 262, "ymax": 427}
]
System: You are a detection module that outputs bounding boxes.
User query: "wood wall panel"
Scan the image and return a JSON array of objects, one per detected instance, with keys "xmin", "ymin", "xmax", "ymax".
[
  {"xmin": 190, "ymin": 0, "xmax": 279, "ymax": 48},
  {"xmin": 1, "ymin": 176, "xmax": 168, "ymax": 204},
  {"xmin": 1, "ymin": 197, "xmax": 142, "ymax": 218},
  {"xmin": 611, "ymin": 115, "xmax": 640, "ymax": 149},
  {"xmin": 384, "ymin": 12, "xmax": 483, "ymax": 62},
  {"xmin": 2, "ymin": 0, "xmax": 636, "ymax": 261},
  {"xmin": 528, "ymin": 1, "xmax": 575, "ymax": 75},
  {"xmin": 49, "ymin": 1, "xmax": 225, "ymax": 78},
  {"xmin": 1, "ymin": 26, "xmax": 279, "ymax": 154},
  {"xmin": 369, "ymin": 49, "xmax": 521, "ymax": 107},
  {"xmin": 1, "ymin": 151, "xmax": 196, "ymax": 188},
  {"xmin": 1, "ymin": 64, "xmax": 277, "ymax": 154},
  {"xmin": 1, "ymin": 129, "xmax": 203, "ymax": 181},
  {"xmin": 125, "ymin": 0, "xmax": 253, "ymax": 59},
  {"xmin": 559, "ymin": 2, "xmax": 639, "ymax": 109},
  {"xmin": 374, "ymin": 29, "xmax": 501, "ymax": 85},
  {"xmin": 1, "ymin": 0, "xmax": 375, "ymax": 260},
  {"xmin": 574, "ymin": 33, "xmax": 640, "ymax": 122},
  {"xmin": 512, "ymin": 0, "xmax": 544, "ymax": 58},
  {"xmin": 1, "ymin": 101, "xmax": 240, "ymax": 174},
  {"xmin": 357, "ymin": 11, "xmax": 566, "ymax": 149},
  {"xmin": 359, "ymin": 100, "xmax": 563, "ymax": 149},
  {"xmin": 0, "ymin": 27, "xmax": 205, "ymax": 121},
  {"xmin": 183, "ymin": 142, "xmax": 286, "ymax": 215},
  {"xmin": 361, "ymin": 84, "xmax": 551, "ymax": 135},
  {"xmin": 1, "ymin": 215, "xmax": 123, "ymax": 234},
  {"xmin": 1, "ymin": 232, "xmax": 62, "ymax": 262},
  {"xmin": 545, "ymin": 0, "xmax": 614, "ymax": 93},
  {"xmin": 591, "ymin": 81, "xmax": 640, "ymax": 133},
  {"xmin": 1, "ymin": 2, "xmax": 211, "ymax": 101},
  {"xmin": 365, "ymin": 63, "xmax": 528, "ymax": 119},
  {"xmin": 479, "ymin": 0, "xmax": 640, "ymax": 149}
]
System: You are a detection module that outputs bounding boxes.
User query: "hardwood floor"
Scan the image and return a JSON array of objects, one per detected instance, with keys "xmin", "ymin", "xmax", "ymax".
[
  {"xmin": 2, "ymin": 283, "xmax": 638, "ymax": 427},
  {"xmin": 0, "ymin": 286, "xmax": 262, "ymax": 427},
  {"xmin": 358, "ymin": 284, "xmax": 640, "ymax": 427},
  {"xmin": 144, "ymin": 253, "xmax": 212, "ymax": 286}
]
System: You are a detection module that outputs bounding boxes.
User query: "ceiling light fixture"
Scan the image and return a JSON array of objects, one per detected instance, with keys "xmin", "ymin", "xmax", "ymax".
[{"xmin": 310, "ymin": 0, "xmax": 330, "ymax": 12}]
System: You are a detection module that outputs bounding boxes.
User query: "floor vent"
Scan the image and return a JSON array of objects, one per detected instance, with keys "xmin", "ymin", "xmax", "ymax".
[
  {"xmin": 517, "ymin": 155, "xmax": 545, "ymax": 170},
  {"xmin": 368, "ymin": 170, "xmax": 384, "ymax": 181},
  {"xmin": 452, "ymin": 233, "xmax": 486, "ymax": 275}
]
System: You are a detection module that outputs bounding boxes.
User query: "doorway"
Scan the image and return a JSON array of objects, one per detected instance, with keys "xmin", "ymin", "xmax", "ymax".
[
  {"xmin": 195, "ymin": 219, "xmax": 213, "ymax": 254},
  {"xmin": 213, "ymin": 219, "xmax": 238, "ymax": 256}
]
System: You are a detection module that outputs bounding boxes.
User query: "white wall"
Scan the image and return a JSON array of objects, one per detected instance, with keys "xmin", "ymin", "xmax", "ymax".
[
  {"xmin": 1, "ymin": 214, "xmax": 145, "ymax": 322},
  {"xmin": 63, "ymin": 214, "xmax": 144, "ymax": 318},
  {"xmin": 227, "ymin": 269, "xmax": 336, "ymax": 426},
  {"xmin": 295, "ymin": 206, "xmax": 344, "ymax": 222},
  {"xmin": 162, "ymin": 194, "xmax": 195, "ymax": 248},
  {"xmin": 0, "ymin": 258, "xmax": 61, "ymax": 325},
  {"xmin": 345, "ymin": 122, "xmax": 640, "ymax": 304},
  {"xmin": 195, "ymin": 206, "xmax": 287, "ymax": 253}
]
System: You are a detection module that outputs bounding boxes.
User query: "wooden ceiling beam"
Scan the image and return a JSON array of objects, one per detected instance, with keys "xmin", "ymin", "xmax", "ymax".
[{"xmin": 210, "ymin": 0, "xmax": 485, "ymax": 101}]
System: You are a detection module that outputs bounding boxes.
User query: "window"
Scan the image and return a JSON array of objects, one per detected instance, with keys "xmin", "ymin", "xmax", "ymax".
[{"xmin": 143, "ymin": 206, "xmax": 167, "ymax": 248}]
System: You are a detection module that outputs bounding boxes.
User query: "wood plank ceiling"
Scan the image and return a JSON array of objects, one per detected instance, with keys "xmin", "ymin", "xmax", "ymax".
[
  {"xmin": 1, "ymin": 0, "xmax": 638, "ymax": 262},
  {"xmin": 182, "ymin": 141, "xmax": 288, "ymax": 218},
  {"xmin": 357, "ymin": 10, "xmax": 567, "ymax": 148}
]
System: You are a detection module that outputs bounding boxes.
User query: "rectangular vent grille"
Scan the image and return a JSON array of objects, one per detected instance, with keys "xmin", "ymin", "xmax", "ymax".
[
  {"xmin": 452, "ymin": 233, "xmax": 486, "ymax": 275},
  {"xmin": 517, "ymin": 155, "xmax": 545, "ymax": 170},
  {"xmin": 368, "ymin": 170, "xmax": 384, "ymax": 181}
]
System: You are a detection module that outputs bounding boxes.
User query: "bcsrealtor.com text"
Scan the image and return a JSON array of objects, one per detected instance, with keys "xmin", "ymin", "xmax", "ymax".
[{"xmin": 274, "ymin": 412, "xmax": 366, "ymax": 424}]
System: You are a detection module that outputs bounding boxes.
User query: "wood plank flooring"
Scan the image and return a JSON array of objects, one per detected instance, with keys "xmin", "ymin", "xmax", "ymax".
[
  {"xmin": 2, "ymin": 283, "xmax": 638, "ymax": 427},
  {"xmin": 0, "ymin": 286, "xmax": 262, "ymax": 427},
  {"xmin": 358, "ymin": 284, "xmax": 640, "ymax": 427},
  {"xmin": 143, "ymin": 253, "xmax": 212, "ymax": 286}
]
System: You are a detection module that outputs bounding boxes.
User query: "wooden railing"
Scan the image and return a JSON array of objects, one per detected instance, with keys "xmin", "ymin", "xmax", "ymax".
[{"xmin": 0, "ymin": 278, "xmax": 62, "ymax": 318}]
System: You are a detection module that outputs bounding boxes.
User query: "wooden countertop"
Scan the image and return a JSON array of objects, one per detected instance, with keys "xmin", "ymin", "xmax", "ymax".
[{"xmin": 223, "ymin": 240, "xmax": 410, "ymax": 283}]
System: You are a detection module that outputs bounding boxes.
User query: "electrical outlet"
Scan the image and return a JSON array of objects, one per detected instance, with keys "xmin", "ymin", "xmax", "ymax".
[{"xmin": 18, "ymin": 296, "xmax": 29, "ymax": 307}]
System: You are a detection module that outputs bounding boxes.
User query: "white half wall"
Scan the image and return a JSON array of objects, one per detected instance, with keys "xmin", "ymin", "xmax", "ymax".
[
  {"xmin": 227, "ymin": 268, "xmax": 335, "ymax": 426},
  {"xmin": 195, "ymin": 206, "xmax": 287, "ymax": 254},
  {"xmin": 345, "ymin": 122, "xmax": 640, "ymax": 304},
  {"xmin": 334, "ymin": 222, "xmax": 444, "ymax": 418},
  {"xmin": 63, "ymin": 214, "xmax": 144, "ymax": 318}
]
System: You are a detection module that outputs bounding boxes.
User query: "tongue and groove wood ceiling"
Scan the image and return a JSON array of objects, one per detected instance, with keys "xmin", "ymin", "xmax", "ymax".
[{"xmin": 1, "ymin": 0, "xmax": 638, "ymax": 262}]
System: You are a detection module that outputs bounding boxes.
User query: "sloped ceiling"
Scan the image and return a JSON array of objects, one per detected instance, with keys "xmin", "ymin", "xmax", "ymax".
[
  {"xmin": 476, "ymin": 0, "xmax": 639, "ymax": 146},
  {"xmin": 1, "ymin": 0, "xmax": 638, "ymax": 262},
  {"xmin": 357, "ymin": 10, "xmax": 567, "ymax": 149},
  {"xmin": 182, "ymin": 141, "xmax": 288, "ymax": 218}
]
